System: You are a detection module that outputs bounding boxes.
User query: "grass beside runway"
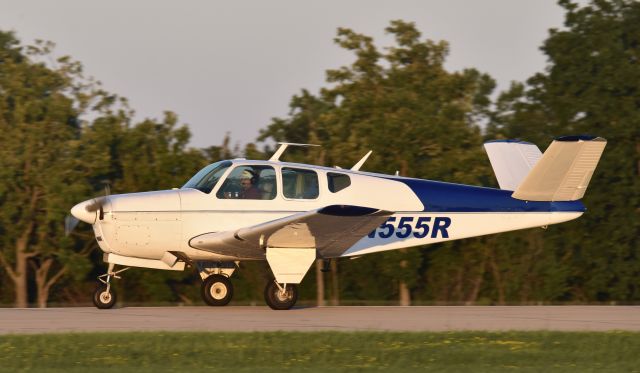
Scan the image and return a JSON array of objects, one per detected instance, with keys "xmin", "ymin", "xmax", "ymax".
[{"xmin": 0, "ymin": 331, "xmax": 639, "ymax": 372}]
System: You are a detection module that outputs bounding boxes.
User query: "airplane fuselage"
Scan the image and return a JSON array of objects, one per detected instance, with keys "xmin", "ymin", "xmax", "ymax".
[{"xmin": 85, "ymin": 159, "xmax": 584, "ymax": 263}]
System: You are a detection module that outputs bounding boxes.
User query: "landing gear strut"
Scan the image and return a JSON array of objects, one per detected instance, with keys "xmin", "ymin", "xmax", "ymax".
[
  {"xmin": 93, "ymin": 263, "xmax": 129, "ymax": 309},
  {"xmin": 264, "ymin": 280, "xmax": 298, "ymax": 310}
]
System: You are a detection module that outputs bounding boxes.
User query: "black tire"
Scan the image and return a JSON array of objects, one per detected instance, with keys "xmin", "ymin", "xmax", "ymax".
[
  {"xmin": 93, "ymin": 285, "xmax": 116, "ymax": 309},
  {"xmin": 264, "ymin": 281, "xmax": 298, "ymax": 310},
  {"xmin": 201, "ymin": 274, "xmax": 234, "ymax": 306}
]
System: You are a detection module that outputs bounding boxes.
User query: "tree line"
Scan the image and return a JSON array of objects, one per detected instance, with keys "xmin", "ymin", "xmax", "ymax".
[{"xmin": 1, "ymin": 0, "xmax": 638, "ymax": 307}]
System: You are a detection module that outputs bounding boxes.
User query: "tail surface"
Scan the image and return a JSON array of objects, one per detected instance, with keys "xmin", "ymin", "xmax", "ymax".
[
  {"xmin": 483, "ymin": 140, "xmax": 542, "ymax": 191},
  {"xmin": 485, "ymin": 136, "xmax": 607, "ymax": 202}
]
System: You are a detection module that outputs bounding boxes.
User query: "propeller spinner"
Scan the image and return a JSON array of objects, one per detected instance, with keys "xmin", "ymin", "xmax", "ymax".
[
  {"xmin": 70, "ymin": 196, "xmax": 107, "ymax": 224},
  {"xmin": 66, "ymin": 185, "xmax": 110, "ymax": 236}
]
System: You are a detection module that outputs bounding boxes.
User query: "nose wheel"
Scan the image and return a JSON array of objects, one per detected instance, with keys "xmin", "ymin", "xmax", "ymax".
[
  {"xmin": 201, "ymin": 274, "xmax": 234, "ymax": 306},
  {"xmin": 264, "ymin": 280, "xmax": 298, "ymax": 310},
  {"xmin": 93, "ymin": 263, "xmax": 129, "ymax": 309},
  {"xmin": 93, "ymin": 285, "xmax": 116, "ymax": 309}
]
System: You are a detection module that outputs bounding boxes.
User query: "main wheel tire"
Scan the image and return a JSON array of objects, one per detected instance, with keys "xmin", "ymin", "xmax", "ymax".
[
  {"xmin": 201, "ymin": 274, "xmax": 234, "ymax": 306},
  {"xmin": 93, "ymin": 285, "xmax": 116, "ymax": 309},
  {"xmin": 264, "ymin": 281, "xmax": 298, "ymax": 310}
]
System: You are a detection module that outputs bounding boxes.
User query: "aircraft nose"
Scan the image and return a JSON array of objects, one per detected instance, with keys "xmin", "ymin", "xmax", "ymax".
[{"xmin": 70, "ymin": 200, "xmax": 97, "ymax": 224}]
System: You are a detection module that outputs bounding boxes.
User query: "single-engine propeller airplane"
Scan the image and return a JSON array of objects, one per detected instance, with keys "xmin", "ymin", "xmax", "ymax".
[{"xmin": 70, "ymin": 136, "xmax": 606, "ymax": 310}]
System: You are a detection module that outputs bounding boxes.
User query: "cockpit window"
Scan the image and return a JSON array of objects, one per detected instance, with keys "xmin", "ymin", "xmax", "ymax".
[
  {"xmin": 282, "ymin": 167, "xmax": 319, "ymax": 199},
  {"xmin": 327, "ymin": 172, "xmax": 351, "ymax": 193},
  {"xmin": 217, "ymin": 165, "xmax": 277, "ymax": 200},
  {"xmin": 182, "ymin": 161, "xmax": 232, "ymax": 193}
]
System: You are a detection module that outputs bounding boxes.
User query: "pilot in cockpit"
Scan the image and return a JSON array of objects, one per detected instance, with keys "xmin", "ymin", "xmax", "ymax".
[{"xmin": 239, "ymin": 170, "xmax": 261, "ymax": 199}]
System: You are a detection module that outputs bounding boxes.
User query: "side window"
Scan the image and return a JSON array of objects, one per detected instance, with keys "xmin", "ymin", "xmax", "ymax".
[
  {"xmin": 282, "ymin": 168, "xmax": 319, "ymax": 199},
  {"xmin": 327, "ymin": 172, "xmax": 351, "ymax": 193},
  {"xmin": 216, "ymin": 165, "xmax": 277, "ymax": 200}
]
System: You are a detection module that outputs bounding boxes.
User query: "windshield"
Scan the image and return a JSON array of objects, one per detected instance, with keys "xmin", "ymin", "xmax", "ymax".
[{"xmin": 182, "ymin": 161, "xmax": 232, "ymax": 193}]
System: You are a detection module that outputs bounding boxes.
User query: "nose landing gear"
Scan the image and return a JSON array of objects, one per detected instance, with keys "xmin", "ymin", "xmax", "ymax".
[{"xmin": 93, "ymin": 263, "xmax": 129, "ymax": 309}]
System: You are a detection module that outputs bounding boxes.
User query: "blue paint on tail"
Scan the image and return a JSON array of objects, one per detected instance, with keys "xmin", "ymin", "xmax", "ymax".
[{"xmin": 389, "ymin": 177, "xmax": 585, "ymax": 213}]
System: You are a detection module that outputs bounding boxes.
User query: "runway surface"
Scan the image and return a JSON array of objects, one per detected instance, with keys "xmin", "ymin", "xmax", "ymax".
[{"xmin": 1, "ymin": 306, "xmax": 639, "ymax": 334}]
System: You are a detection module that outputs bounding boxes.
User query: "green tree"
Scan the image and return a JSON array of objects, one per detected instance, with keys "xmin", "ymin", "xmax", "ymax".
[
  {"xmin": 0, "ymin": 32, "xmax": 216, "ymax": 307},
  {"xmin": 0, "ymin": 34, "xmax": 115, "ymax": 307}
]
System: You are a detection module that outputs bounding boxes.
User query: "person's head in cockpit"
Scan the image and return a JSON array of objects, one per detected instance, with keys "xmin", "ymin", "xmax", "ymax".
[{"xmin": 240, "ymin": 170, "xmax": 260, "ymax": 199}]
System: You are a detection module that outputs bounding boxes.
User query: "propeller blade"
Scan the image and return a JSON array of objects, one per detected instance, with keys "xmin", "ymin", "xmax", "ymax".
[
  {"xmin": 64, "ymin": 215, "xmax": 80, "ymax": 236},
  {"xmin": 84, "ymin": 196, "xmax": 107, "ymax": 213}
]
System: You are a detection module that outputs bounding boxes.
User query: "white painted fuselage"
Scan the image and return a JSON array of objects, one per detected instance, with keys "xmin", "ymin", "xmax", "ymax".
[{"xmin": 82, "ymin": 160, "xmax": 583, "ymax": 265}]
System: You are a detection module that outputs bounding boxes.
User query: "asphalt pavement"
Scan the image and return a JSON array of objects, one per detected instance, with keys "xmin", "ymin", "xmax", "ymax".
[{"xmin": 1, "ymin": 306, "xmax": 639, "ymax": 334}]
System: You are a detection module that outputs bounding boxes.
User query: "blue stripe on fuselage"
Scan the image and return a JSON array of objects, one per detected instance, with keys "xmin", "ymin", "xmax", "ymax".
[{"xmin": 388, "ymin": 177, "xmax": 585, "ymax": 213}]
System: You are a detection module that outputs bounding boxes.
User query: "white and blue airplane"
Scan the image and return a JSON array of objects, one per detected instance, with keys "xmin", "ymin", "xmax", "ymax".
[{"xmin": 69, "ymin": 136, "xmax": 606, "ymax": 310}]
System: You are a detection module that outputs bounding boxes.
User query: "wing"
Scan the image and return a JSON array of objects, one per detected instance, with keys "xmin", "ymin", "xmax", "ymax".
[{"xmin": 189, "ymin": 205, "xmax": 393, "ymax": 259}]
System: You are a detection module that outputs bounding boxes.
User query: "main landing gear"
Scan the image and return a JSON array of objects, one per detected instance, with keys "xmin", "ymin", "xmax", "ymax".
[
  {"xmin": 201, "ymin": 274, "xmax": 234, "ymax": 306},
  {"xmin": 200, "ymin": 276, "xmax": 298, "ymax": 310},
  {"xmin": 264, "ymin": 280, "xmax": 298, "ymax": 310},
  {"xmin": 198, "ymin": 261, "xmax": 236, "ymax": 307},
  {"xmin": 197, "ymin": 261, "xmax": 300, "ymax": 310},
  {"xmin": 93, "ymin": 263, "xmax": 129, "ymax": 309}
]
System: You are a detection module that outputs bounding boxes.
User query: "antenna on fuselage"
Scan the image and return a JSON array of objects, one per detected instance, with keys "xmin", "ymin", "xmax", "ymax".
[
  {"xmin": 269, "ymin": 142, "xmax": 320, "ymax": 162},
  {"xmin": 351, "ymin": 150, "xmax": 373, "ymax": 171}
]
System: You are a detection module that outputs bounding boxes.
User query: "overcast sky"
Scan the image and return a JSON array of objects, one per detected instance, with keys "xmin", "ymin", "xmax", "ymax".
[{"xmin": 0, "ymin": 1, "xmax": 569, "ymax": 148}]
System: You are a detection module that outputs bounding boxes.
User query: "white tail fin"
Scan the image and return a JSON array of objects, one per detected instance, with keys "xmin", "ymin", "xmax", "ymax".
[
  {"xmin": 511, "ymin": 136, "xmax": 607, "ymax": 201},
  {"xmin": 483, "ymin": 140, "xmax": 543, "ymax": 191}
]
